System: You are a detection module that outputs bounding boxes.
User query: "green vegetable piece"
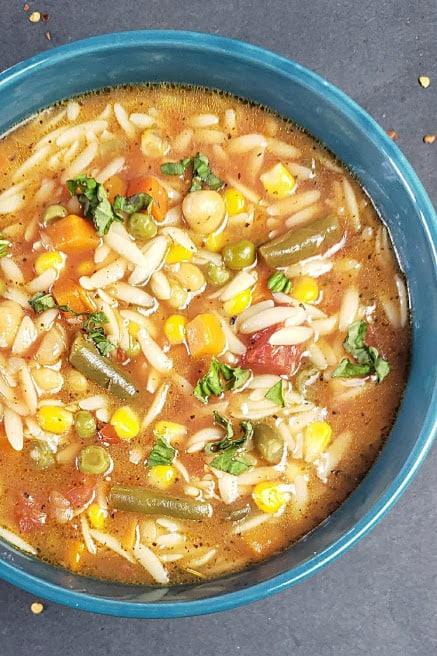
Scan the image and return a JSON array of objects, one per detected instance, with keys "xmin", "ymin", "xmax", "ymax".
[
  {"xmin": 127, "ymin": 212, "xmax": 158, "ymax": 240},
  {"xmin": 0, "ymin": 233, "xmax": 10, "ymax": 258},
  {"xmin": 295, "ymin": 365, "xmax": 320, "ymax": 396},
  {"xmin": 331, "ymin": 320, "xmax": 390, "ymax": 383},
  {"xmin": 253, "ymin": 423, "xmax": 284, "ymax": 465},
  {"xmin": 67, "ymin": 174, "xmax": 122, "ymax": 236},
  {"xmin": 78, "ymin": 445, "xmax": 111, "ymax": 475},
  {"xmin": 41, "ymin": 204, "xmax": 68, "ymax": 225},
  {"xmin": 209, "ymin": 447, "xmax": 250, "ymax": 475},
  {"xmin": 113, "ymin": 192, "xmax": 152, "ymax": 218},
  {"xmin": 223, "ymin": 503, "xmax": 251, "ymax": 522},
  {"xmin": 161, "ymin": 158, "xmax": 192, "ymax": 176},
  {"xmin": 206, "ymin": 413, "xmax": 253, "ymax": 476},
  {"xmin": 146, "ymin": 436, "xmax": 176, "ymax": 468},
  {"xmin": 28, "ymin": 292, "xmax": 58, "ymax": 314},
  {"xmin": 259, "ymin": 214, "xmax": 341, "ymax": 267},
  {"xmin": 264, "ymin": 379, "xmax": 285, "ymax": 407},
  {"xmin": 193, "ymin": 358, "xmax": 250, "ymax": 404},
  {"xmin": 69, "ymin": 333, "xmax": 138, "ymax": 400},
  {"xmin": 222, "ymin": 240, "xmax": 256, "ymax": 270},
  {"xmin": 161, "ymin": 153, "xmax": 224, "ymax": 192},
  {"xmin": 206, "ymin": 262, "xmax": 231, "ymax": 286},
  {"xmin": 110, "ymin": 485, "xmax": 213, "ymax": 520},
  {"xmin": 28, "ymin": 441, "xmax": 55, "ymax": 470},
  {"xmin": 267, "ymin": 271, "xmax": 292, "ymax": 293},
  {"xmin": 74, "ymin": 410, "xmax": 97, "ymax": 439}
]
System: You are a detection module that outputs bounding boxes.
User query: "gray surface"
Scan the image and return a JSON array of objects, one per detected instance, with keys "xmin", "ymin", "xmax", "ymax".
[{"xmin": 0, "ymin": 2, "xmax": 436, "ymax": 654}]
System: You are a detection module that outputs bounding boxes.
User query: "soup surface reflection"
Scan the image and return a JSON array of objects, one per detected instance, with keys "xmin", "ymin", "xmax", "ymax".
[{"xmin": 0, "ymin": 85, "xmax": 410, "ymax": 584}]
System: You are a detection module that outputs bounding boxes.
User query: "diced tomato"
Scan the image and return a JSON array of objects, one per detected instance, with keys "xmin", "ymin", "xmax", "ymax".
[
  {"xmin": 14, "ymin": 492, "xmax": 47, "ymax": 534},
  {"xmin": 64, "ymin": 484, "xmax": 95, "ymax": 509},
  {"xmin": 97, "ymin": 423, "xmax": 122, "ymax": 445},
  {"xmin": 242, "ymin": 325, "xmax": 304, "ymax": 376}
]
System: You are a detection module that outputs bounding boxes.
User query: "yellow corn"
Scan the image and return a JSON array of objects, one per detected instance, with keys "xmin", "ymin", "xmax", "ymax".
[
  {"xmin": 128, "ymin": 321, "xmax": 141, "ymax": 338},
  {"xmin": 37, "ymin": 405, "xmax": 73, "ymax": 434},
  {"xmin": 304, "ymin": 421, "xmax": 333, "ymax": 462},
  {"xmin": 260, "ymin": 163, "xmax": 296, "ymax": 198},
  {"xmin": 223, "ymin": 288, "xmax": 252, "ymax": 315},
  {"xmin": 34, "ymin": 251, "xmax": 64, "ymax": 275},
  {"xmin": 166, "ymin": 243, "xmax": 194, "ymax": 264},
  {"xmin": 164, "ymin": 314, "xmax": 187, "ymax": 345},
  {"xmin": 292, "ymin": 275, "xmax": 319, "ymax": 303},
  {"xmin": 76, "ymin": 259, "xmax": 95, "ymax": 276},
  {"xmin": 223, "ymin": 188, "xmax": 246, "ymax": 216},
  {"xmin": 253, "ymin": 481, "xmax": 288, "ymax": 514},
  {"xmin": 110, "ymin": 406, "xmax": 140, "ymax": 440},
  {"xmin": 64, "ymin": 540, "xmax": 85, "ymax": 572},
  {"xmin": 154, "ymin": 420, "xmax": 187, "ymax": 444},
  {"xmin": 147, "ymin": 465, "xmax": 177, "ymax": 489},
  {"xmin": 87, "ymin": 503, "xmax": 107, "ymax": 530},
  {"xmin": 205, "ymin": 230, "xmax": 227, "ymax": 253}
]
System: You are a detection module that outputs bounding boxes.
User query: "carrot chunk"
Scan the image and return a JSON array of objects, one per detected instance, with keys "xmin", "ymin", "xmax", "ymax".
[
  {"xmin": 104, "ymin": 174, "xmax": 127, "ymax": 203},
  {"xmin": 52, "ymin": 276, "xmax": 94, "ymax": 313},
  {"xmin": 185, "ymin": 313, "xmax": 226, "ymax": 358},
  {"xmin": 126, "ymin": 176, "xmax": 168, "ymax": 222},
  {"xmin": 46, "ymin": 214, "xmax": 100, "ymax": 255}
]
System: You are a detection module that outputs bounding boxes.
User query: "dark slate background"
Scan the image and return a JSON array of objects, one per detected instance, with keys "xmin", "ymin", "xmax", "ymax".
[{"xmin": 0, "ymin": 2, "xmax": 436, "ymax": 655}]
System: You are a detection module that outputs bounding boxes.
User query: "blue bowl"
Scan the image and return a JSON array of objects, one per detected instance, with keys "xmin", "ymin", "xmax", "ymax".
[{"xmin": 0, "ymin": 31, "xmax": 436, "ymax": 618}]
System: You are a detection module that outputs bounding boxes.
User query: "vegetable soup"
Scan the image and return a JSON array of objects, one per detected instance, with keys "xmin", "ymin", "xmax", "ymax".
[{"xmin": 0, "ymin": 85, "xmax": 410, "ymax": 585}]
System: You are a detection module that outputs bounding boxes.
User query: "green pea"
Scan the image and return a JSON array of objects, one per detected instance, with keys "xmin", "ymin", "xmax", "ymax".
[
  {"xmin": 253, "ymin": 423, "xmax": 284, "ymax": 465},
  {"xmin": 42, "ymin": 204, "xmax": 68, "ymax": 225},
  {"xmin": 206, "ymin": 262, "xmax": 231, "ymax": 286},
  {"xmin": 29, "ymin": 441, "xmax": 55, "ymax": 470},
  {"xmin": 77, "ymin": 445, "xmax": 112, "ymax": 475},
  {"xmin": 222, "ymin": 240, "xmax": 256, "ymax": 270},
  {"xmin": 127, "ymin": 212, "xmax": 158, "ymax": 240},
  {"xmin": 74, "ymin": 410, "xmax": 97, "ymax": 439}
]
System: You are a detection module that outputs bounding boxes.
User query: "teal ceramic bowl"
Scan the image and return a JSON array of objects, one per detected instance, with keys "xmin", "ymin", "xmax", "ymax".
[{"xmin": 0, "ymin": 31, "xmax": 436, "ymax": 618}]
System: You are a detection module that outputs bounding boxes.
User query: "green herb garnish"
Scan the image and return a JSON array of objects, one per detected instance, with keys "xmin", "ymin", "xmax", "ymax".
[
  {"xmin": 206, "ymin": 412, "xmax": 253, "ymax": 475},
  {"xmin": 332, "ymin": 320, "xmax": 390, "ymax": 383},
  {"xmin": 161, "ymin": 152, "xmax": 225, "ymax": 192},
  {"xmin": 265, "ymin": 379, "xmax": 285, "ymax": 407},
  {"xmin": 194, "ymin": 358, "xmax": 250, "ymax": 404},
  {"xmin": 267, "ymin": 271, "xmax": 292, "ymax": 294},
  {"xmin": 28, "ymin": 291, "xmax": 58, "ymax": 314},
  {"xmin": 66, "ymin": 174, "xmax": 152, "ymax": 236},
  {"xmin": 146, "ymin": 436, "xmax": 176, "ymax": 468},
  {"xmin": 0, "ymin": 233, "xmax": 10, "ymax": 258}
]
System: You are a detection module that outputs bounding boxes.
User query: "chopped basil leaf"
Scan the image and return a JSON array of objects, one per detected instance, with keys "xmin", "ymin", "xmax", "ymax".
[
  {"xmin": 0, "ymin": 233, "xmax": 10, "ymax": 258},
  {"xmin": 113, "ymin": 192, "xmax": 152, "ymax": 218},
  {"xmin": 161, "ymin": 153, "xmax": 224, "ymax": 192},
  {"xmin": 28, "ymin": 292, "xmax": 58, "ymax": 313},
  {"xmin": 267, "ymin": 271, "xmax": 292, "ymax": 294},
  {"xmin": 146, "ymin": 436, "xmax": 176, "ymax": 468},
  {"xmin": 265, "ymin": 379, "xmax": 285, "ymax": 407},
  {"xmin": 209, "ymin": 447, "xmax": 250, "ymax": 475},
  {"xmin": 86, "ymin": 327, "xmax": 116, "ymax": 356},
  {"xmin": 67, "ymin": 174, "xmax": 123, "ymax": 236},
  {"xmin": 332, "ymin": 320, "xmax": 390, "ymax": 383},
  {"xmin": 193, "ymin": 358, "xmax": 250, "ymax": 403},
  {"xmin": 207, "ymin": 414, "xmax": 253, "ymax": 475}
]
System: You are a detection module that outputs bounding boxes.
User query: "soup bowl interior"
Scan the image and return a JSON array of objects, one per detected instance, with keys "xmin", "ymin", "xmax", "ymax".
[{"xmin": 0, "ymin": 31, "xmax": 436, "ymax": 618}]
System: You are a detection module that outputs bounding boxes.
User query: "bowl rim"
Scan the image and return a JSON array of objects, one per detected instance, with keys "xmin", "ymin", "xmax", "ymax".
[{"xmin": 0, "ymin": 29, "xmax": 436, "ymax": 618}]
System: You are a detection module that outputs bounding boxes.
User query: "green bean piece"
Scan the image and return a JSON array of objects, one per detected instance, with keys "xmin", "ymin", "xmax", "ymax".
[
  {"xmin": 206, "ymin": 262, "xmax": 231, "ymax": 286},
  {"xmin": 259, "ymin": 214, "xmax": 341, "ymax": 267},
  {"xmin": 29, "ymin": 441, "xmax": 55, "ymax": 470},
  {"xmin": 42, "ymin": 204, "xmax": 68, "ymax": 225},
  {"xmin": 110, "ymin": 485, "xmax": 213, "ymax": 521},
  {"xmin": 69, "ymin": 333, "xmax": 138, "ymax": 400},
  {"xmin": 74, "ymin": 410, "xmax": 97, "ymax": 439},
  {"xmin": 222, "ymin": 240, "xmax": 256, "ymax": 270},
  {"xmin": 295, "ymin": 366, "xmax": 320, "ymax": 397},
  {"xmin": 127, "ymin": 212, "xmax": 158, "ymax": 240},
  {"xmin": 223, "ymin": 503, "xmax": 251, "ymax": 522},
  {"xmin": 78, "ymin": 445, "xmax": 112, "ymax": 475},
  {"xmin": 253, "ymin": 423, "xmax": 284, "ymax": 465}
]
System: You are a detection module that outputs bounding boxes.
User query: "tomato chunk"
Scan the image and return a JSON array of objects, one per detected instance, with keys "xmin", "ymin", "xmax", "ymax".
[
  {"xmin": 242, "ymin": 325, "xmax": 304, "ymax": 376},
  {"xmin": 14, "ymin": 492, "xmax": 47, "ymax": 534},
  {"xmin": 64, "ymin": 485, "xmax": 95, "ymax": 509}
]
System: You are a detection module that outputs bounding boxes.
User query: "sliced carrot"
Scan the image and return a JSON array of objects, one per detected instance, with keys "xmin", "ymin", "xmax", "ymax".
[
  {"xmin": 185, "ymin": 313, "xmax": 226, "ymax": 358},
  {"xmin": 126, "ymin": 176, "xmax": 168, "ymax": 222},
  {"xmin": 105, "ymin": 174, "xmax": 127, "ymax": 203},
  {"xmin": 46, "ymin": 214, "xmax": 99, "ymax": 255},
  {"xmin": 52, "ymin": 276, "xmax": 95, "ymax": 313}
]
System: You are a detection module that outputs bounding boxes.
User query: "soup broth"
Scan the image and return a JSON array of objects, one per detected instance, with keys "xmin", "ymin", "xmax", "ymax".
[{"xmin": 0, "ymin": 85, "xmax": 409, "ymax": 584}]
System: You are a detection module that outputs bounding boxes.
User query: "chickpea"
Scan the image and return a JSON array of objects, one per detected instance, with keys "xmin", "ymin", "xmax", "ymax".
[
  {"xmin": 182, "ymin": 190, "xmax": 225, "ymax": 234},
  {"xmin": 0, "ymin": 300, "xmax": 24, "ymax": 348},
  {"xmin": 173, "ymin": 262, "xmax": 205, "ymax": 292}
]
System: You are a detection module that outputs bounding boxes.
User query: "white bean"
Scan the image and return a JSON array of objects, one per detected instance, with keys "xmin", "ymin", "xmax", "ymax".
[{"xmin": 182, "ymin": 190, "xmax": 225, "ymax": 234}]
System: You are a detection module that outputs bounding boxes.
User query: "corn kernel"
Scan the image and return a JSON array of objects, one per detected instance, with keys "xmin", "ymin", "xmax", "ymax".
[
  {"xmin": 76, "ymin": 259, "xmax": 95, "ymax": 276},
  {"xmin": 223, "ymin": 188, "xmax": 246, "ymax": 216},
  {"xmin": 253, "ymin": 481, "xmax": 288, "ymax": 514},
  {"xmin": 154, "ymin": 420, "xmax": 187, "ymax": 444},
  {"xmin": 147, "ymin": 465, "xmax": 177, "ymax": 489},
  {"xmin": 64, "ymin": 540, "xmax": 85, "ymax": 572},
  {"xmin": 304, "ymin": 421, "xmax": 333, "ymax": 462},
  {"xmin": 292, "ymin": 276, "xmax": 319, "ymax": 303},
  {"xmin": 34, "ymin": 251, "xmax": 64, "ymax": 275},
  {"xmin": 110, "ymin": 406, "xmax": 140, "ymax": 440},
  {"xmin": 206, "ymin": 230, "xmax": 227, "ymax": 252},
  {"xmin": 37, "ymin": 405, "xmax": 73, "ymax": 434},
  {"xmin": 128, "ymin": 321, "xmax": 141, "ymax": 338},
  {"xmin": 260, "ymin": 163, "xmax": 296, "ymax": 198},
  {"xmin": 87, "ymin": 503, "xmax": 107, "ymax": 530},
  {"xmin": 164, "ymin": 314, "xmax": 187, "ymax": 345},
  {"xmin": 166, "ymin": 243, "xmax": 194, "ymax": 264},
  {"xmin": 223, "ymin": 288, "xmax": 252, "ymax": 316}
]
